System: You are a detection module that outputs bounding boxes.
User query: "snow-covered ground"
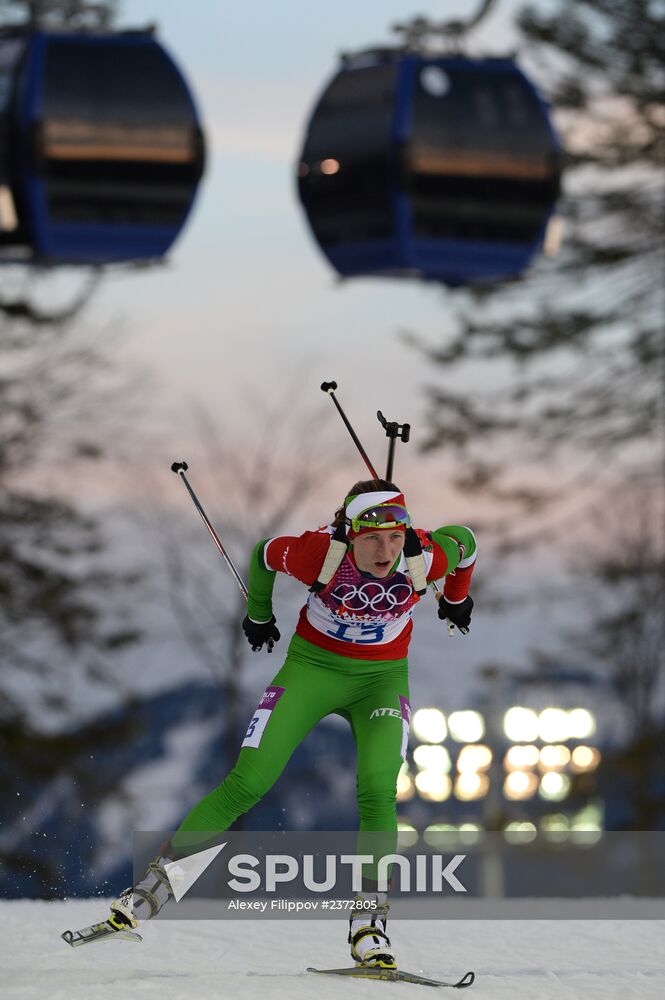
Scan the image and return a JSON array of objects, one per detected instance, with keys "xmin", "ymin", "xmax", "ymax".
[{"xmin": 2, "ymin": 900, "xmax": 664, "ymax": 999}]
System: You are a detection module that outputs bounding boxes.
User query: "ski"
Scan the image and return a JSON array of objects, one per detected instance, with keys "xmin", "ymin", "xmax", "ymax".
[
  {"xmin": 61, "ymin": 920, "xmax": 143, "ymax": 948},
  {"xmin": 307, "ymin": 966, "xmax": 474, "ymax": 988}
]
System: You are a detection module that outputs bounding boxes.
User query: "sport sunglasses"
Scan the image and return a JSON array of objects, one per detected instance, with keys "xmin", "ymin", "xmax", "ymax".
[{"xmin": 347, "ymin": 504, "xmax": 411, "ymax": 534}]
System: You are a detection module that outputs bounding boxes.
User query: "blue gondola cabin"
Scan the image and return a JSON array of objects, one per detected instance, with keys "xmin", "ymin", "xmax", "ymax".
[
  {"xmin": 297, "ymin": 51, "xmax": 561, "ymax": 286},
  {"xmin": 0, "ymin": 29, "xmax": 205, "ymax": 265}
]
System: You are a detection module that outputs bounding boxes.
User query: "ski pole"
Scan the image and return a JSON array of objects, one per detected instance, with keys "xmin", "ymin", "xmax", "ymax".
[
  {"xmin": 320, "ymin": 381, "xmax": 380, "ymax": 479},
  {"xmin": 170, "ymin": 461, "xmax": 248, "ymax": 599}
]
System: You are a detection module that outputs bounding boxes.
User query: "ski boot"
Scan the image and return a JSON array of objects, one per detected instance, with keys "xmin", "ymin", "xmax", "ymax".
[
  {"xmin": 348, "ymin": 892, "xmax": 396, "ymax": 970},
  {"xmin": 111, "ymin": 854, "xmax": 176, "ymax": 927},
  {"xmin": 61, "ymin": 854, "xmax": 176, "ymax": 947}
]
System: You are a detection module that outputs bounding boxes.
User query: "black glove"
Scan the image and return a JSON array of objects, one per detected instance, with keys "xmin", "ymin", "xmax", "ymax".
[
  {"xmin": 438, "ymin": 595, "xmax": 473, "ymax": 634},
  {"xmin": 242, "ymin": 615, "xmax": 280, "ymax": 652}
]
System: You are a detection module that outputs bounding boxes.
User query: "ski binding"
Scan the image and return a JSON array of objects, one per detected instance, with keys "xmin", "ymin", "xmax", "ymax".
[{"xmin": 61, "ymin": 919, "xmax": 143, "ymax": 948}]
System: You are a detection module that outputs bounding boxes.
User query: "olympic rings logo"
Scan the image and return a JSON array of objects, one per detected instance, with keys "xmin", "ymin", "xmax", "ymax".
[{"xmin": 330, "ymin": 581, "xmax": 413, "ymax": 611}]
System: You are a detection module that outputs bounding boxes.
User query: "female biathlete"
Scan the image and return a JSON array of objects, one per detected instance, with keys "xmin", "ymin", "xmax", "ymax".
[{"xmin": 98, "ymin": 480, "xmax": 476, "ymax": 968}]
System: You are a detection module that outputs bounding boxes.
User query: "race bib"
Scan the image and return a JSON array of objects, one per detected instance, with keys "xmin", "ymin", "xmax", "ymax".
[{"xmin": 241, "ymin": 685, "xmax": 285, "ymax": 749}]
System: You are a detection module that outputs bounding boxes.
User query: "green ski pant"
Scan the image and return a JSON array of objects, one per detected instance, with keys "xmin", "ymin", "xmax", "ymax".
[{"xmin": 173, "ymin": 634, "xmax": 410, "ymax": 886}]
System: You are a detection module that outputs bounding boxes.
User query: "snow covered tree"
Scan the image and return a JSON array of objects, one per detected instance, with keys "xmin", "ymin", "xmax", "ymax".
[
  {"xmin": 411, "ymin": 0, "xmax": 663, "ymax": 546},
  {"xmin": 0, "ymin": 292, "xmax": 148, "ymax": 889},
  {"xmin": 406, "ymin": 0, "xmax": 664, "ymax": 805},
  {"xmin": 0, "ymin": 0, "xmax": 117, "ymax": 29}
]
